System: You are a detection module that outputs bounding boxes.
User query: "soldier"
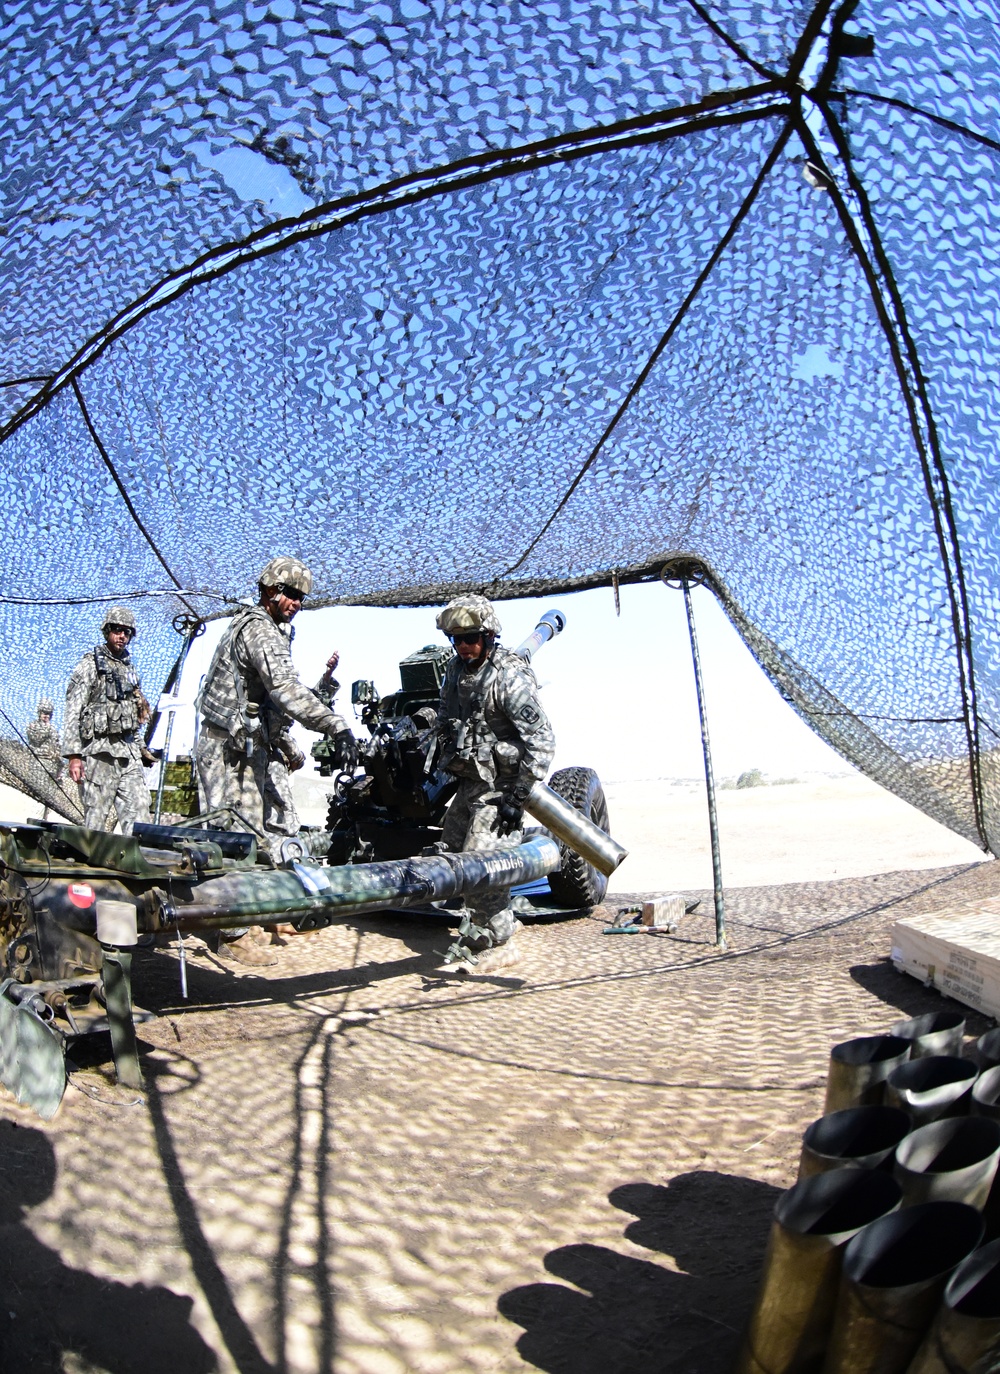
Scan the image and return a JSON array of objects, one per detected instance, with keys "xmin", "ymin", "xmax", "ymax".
[
  {"xmin": 64, "ymin": 607, "xmax": 152, "ymax": 833},
  {"xmin": 195, "ymin": 558, "xmax": 357, "ymax": 963},
  {"xmin": 435, "ymin": 594, "xmax": 555, "ymax": 968},
  {"xmin": 26, "ymin": 699, "xmax": 63, "ymax": 821}
]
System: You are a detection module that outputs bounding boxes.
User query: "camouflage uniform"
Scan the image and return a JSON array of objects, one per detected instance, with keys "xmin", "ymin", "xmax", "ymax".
[
  {"xmin": 196, "ymin": 606, "xmax": 348, "ymax": 845},
  {"xmin": 26, "ymin": 711, "xmax": 62, "ymax": 779},
  {"xmin": 26, "ymin": 704, "xmax": 63, "ymax": 822},
  {"xmin": 264, "ymin": 730, "xmax": 304, "ymax": 837},
  {"xmin": 64, "ymin": 647, "xmax": 151, "ymax": 833},
  {"xmin": 439, "ymin": 644, "xmax": 555, "ymax": 942}
]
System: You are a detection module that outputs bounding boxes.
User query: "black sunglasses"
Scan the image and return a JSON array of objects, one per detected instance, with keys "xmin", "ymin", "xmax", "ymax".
[
  {"xmin": 279, "ymin": 584, "xmax": 307, "ymax": 602},
  {"xmin": 451, "ymin": 631, "xmax": 483, "ymax": 645}
]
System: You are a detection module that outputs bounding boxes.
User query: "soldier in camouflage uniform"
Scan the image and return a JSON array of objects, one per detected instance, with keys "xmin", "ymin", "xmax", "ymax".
[
  {"xmin": 196, "ymin": 558, "xmax": 356, "ymax": 847},
  {"xmin": 26, "ymin": 700, "xmax": 63, "ymax": 821},
  {"xmin": 196, "ymin": 560, "xmax": 357, "ymax": 965},
  {"xmin": 64, "ymin": 607, "xmax": 152, "ymax": 833},
  {"xmin": 436, "ymin": 594, "xmax": 555, "ymax": 966}
]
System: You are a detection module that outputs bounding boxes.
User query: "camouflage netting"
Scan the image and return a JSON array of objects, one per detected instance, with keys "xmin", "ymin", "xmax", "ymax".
[{"xmin": 1, "ymin": 0, "xmax": 999, "ymax": 850}]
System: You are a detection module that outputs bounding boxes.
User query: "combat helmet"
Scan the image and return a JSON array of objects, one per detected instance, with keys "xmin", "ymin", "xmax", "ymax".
[
  {"xmin": 38, "ymin": 699, "xmax": 54, "ymax": 716},
  {"xmin": 258, "ymin": 556, "xmax": 313, "ymax": 596},
  {"xmin": 101, "ymin": 605, "xmax": 137, "ymax": 637},
  {"xmin": 436, "ymin": 594, "xmax": 502, "ymax": 637}
]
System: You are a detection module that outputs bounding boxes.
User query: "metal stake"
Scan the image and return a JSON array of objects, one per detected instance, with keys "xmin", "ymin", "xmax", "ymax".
[
  {"xmin": 658, "ymin": 561, "xmax": 728, "ymax": 951},
  {"xmin": 680, "ymin": 578, "xmax": 726, "ymax": 949},
  {"xmin": 101, "ymin": 947, "xmax": 143, "ymax": 1089}
]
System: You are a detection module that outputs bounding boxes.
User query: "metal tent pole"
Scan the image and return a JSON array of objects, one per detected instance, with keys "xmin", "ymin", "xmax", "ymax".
[
  {"xmin": 661, "ymin": 561, "xmax": 727, "ymax": 950},
  {"xmin": 151, "ymin": 616, "xmax": 205, "ymax": 824}
]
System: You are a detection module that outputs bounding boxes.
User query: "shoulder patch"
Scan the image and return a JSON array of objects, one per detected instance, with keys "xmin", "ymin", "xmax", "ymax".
[{"xmin": 517, "ymin": 703, "xmax": 541, "ymax": 726}]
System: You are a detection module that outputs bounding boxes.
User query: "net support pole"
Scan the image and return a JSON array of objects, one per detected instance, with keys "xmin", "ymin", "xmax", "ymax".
[
  {"xmin": 152, "ymin": 620, "xmax": 202, "ymax": 824},
  {"xmin": 153, "ymin": 713, "xmax": 175, "ymax": 824},
  {"xmin": 679, "ymin": 576, "xmax": 727, "ymax": 950}
]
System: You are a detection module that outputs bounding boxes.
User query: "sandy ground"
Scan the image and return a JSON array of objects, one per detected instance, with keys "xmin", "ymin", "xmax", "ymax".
[
  {"xmin": 1, "ymin": 852, "xmax": 998, "ymax": 1372},
  {"xmin": 0, "ymin": 770, "xmax": 992, "ymax": 1371},
  {"xmin": 601, "ymin": 773, "xmax": 987, "ymax": 893}
]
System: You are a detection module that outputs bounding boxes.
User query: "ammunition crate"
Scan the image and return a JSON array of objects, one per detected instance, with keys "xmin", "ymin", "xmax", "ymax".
[{"xmin": 149, "ymin": 755, "xmax": 199, "ymax": 818}]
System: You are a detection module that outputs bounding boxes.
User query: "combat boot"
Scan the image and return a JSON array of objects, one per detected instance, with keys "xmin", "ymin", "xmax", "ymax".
[
  {"xmin": 438, "ymin": 916, "xmax": 523, "ymax": 973},
  {"xmin": 461, "ymin": 918, "xmax": 523, "ymax": 974},
  {"xmin": 218, "ymin": 932, "xmax": 279, "ymax": 967}
]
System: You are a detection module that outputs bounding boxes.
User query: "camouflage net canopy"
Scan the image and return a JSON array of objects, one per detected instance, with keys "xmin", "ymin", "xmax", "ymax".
[{"xmin": 1, "ymin": 0, "xmax": 999, "ymax": 847}]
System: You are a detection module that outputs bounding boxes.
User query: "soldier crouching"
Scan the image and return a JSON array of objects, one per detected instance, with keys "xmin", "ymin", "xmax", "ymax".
[
  {"xmin": 435, "ymin": 594, "xmax": 555, "ymax": 968},
  {"xmin": 64, "ymin": 607, "xmax": 152, "ymax": 834}
]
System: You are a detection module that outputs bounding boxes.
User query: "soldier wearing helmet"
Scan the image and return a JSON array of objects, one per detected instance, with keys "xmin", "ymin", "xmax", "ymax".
[
  {"xmin": 26, "ymin": 698, "xmax": 63, "ymax": 821},
  {"xmin": 434, "ymin": 594, "xmax": 555, "ymax": 967},
  {"xmin": 195, "ymin": 559, "xmax": 357, "ymax": 924},
  {"xmin": 63, "ymin": 605, "xmax": 152, "ymax": 833}
]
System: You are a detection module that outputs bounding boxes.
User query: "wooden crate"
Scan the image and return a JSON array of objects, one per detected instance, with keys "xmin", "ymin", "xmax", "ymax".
[{"xmin": 891, "ymin": 907, "xmax": 1000, "ymax": 1020}]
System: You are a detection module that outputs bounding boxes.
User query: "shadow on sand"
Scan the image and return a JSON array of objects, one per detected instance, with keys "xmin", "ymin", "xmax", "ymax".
[
  {"xmin": 499, "ymin": 1170, "xmax": 780, "ymax": 1374},
  {"xmin": 0, "ymin": 1118, "xmax": 217, "ymax": 1373}
]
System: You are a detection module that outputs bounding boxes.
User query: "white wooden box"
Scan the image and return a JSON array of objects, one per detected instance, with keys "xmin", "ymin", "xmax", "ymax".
[{"xmin": 891, "ymin": 907, "xmax": 1000, "ymax": 1021}]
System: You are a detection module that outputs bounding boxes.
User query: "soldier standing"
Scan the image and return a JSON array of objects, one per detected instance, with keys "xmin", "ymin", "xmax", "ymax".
[
  {"xmin": 64, "ymin": 608, "xmax": 152, "ymax": 833},
  {"xmin": 435, "ymin": 594, "xmax": 555, "ymax": 967},
  {"xmin": 196, "ymin": 558, "xmax": 357, "ymax": 848},
  {"xmin": 26, "ymin": 699, "xmax": 63, "ymax": 821},
  {"xmin": 196, "ymin": 560, "xmax": 357, "ymax": 966}
]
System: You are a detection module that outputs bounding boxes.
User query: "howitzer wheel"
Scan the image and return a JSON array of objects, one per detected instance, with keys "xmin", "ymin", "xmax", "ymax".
[{"xmin": 546, "ymin": 767, "xmax": 611, "ymax": 908}]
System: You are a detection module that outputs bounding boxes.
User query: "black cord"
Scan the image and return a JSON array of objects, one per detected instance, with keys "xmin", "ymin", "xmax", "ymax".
[
  {"xmin": 794, "ymin": 102, "xmax": 988, "ymax": 852},
  {"xmin": 70, "ymin": 378, "xmax": 199, "ymax": 620},
  {"xmin": 0, "ymin": 86, "xmax": 784, "ymax": 449}
]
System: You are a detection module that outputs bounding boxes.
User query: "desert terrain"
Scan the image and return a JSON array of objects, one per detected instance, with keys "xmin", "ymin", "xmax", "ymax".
[{"xmin": 0, "ymin": 770, "xmax": 993, "ymax": 1372}]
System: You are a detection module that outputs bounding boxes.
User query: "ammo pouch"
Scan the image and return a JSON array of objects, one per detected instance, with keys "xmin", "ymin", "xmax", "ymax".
[
  {"xmin": 79, "ymin": 703, "xmax": 97, "ymax": 746},
  {"xmin": 88, "ymin": 644, "xmax": 141, "ymax": 741}
]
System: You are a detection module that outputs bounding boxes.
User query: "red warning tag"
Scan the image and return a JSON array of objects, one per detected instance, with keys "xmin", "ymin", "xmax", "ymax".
[{"xmin": 67, "ymin": 883, "xmax": 96, "ymax": 908}]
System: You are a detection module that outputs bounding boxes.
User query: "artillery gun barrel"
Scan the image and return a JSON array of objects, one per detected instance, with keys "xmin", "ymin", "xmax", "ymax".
[
  {"xmin": 524, "ymin": 781, "xmax": 628, "ymax": 877},
  {"xmin": 514, "ymin": 609, "xmax": 566, "ymax": 663},
  {"xmin": 152, "ymin": 836, "xmax": 561, "ymax": 931}
]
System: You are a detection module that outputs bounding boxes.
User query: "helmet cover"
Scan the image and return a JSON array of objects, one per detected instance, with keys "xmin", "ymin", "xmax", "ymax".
[
  {"xmin": 435, "ymin": 594, "xmax": 501, "ymax": 637},
  {"xmin": 258, "ymin": 556, "xmax": 313, "ymax": 595},
  {"xmin": 101, "ymin": 605, "xmax": 137, "ymax": 635}
]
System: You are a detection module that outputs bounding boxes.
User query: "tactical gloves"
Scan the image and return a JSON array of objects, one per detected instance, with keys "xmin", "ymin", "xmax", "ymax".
[
  {"xmin": 494, "ymin": 793, "xmax": 523, "ymax": 837},
  {"xmin": 494, "ymin": 777, "xmax": 532, "ymax": 837},
  {"xmin": 329, "ymin": 729, "xmax": 359, "ymax": 773}
]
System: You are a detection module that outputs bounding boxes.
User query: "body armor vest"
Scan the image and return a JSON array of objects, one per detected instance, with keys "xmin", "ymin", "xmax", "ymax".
[
  {"xmin": 79, "ymin": 645, "xmax": 141, "ymax": 745},
  {"xmin": 197, "ymin": 606, "xmax": 288, "ymax": 749},
  {"xmin": 439, "ymin": 648, "xmax": 526, "ymax": 782}
]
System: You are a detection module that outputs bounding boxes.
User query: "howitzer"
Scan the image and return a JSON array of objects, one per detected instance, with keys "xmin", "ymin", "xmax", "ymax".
[
  {"xmin": 314, "ymin": 609, "xmax": 626, "ymax": 905},
  {"xmin": 0, "ymin": 818, "xmax": 562, "ymax": 1117}
]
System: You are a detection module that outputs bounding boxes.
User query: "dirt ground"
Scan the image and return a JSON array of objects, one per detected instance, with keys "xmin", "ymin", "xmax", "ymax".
[{"xmin": 1, "ymin": 857, "xmax": 998, "ymax": 1373}]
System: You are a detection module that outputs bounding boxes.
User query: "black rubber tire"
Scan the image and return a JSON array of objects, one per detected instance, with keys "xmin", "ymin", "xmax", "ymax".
[{"xmin": 545, "ymin": 766, "xmax": 611, "ymax": 908}]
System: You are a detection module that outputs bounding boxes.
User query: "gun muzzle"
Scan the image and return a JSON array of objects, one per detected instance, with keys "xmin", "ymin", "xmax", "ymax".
[
  {"xmin": 514, "ymin": 609, "xmax": 566, "ymax": 663},
  {"xmin": 524, "ymin": 779, "xmax": 628, "ymax": 877}
]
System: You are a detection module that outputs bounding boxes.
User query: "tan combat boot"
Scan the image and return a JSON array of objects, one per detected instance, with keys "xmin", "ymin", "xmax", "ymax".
[{"xmin": 218, "ymin": 932, "xmax": 279, "ymax": 967}]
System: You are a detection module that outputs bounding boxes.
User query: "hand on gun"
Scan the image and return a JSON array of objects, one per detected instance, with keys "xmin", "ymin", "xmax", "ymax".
[{"xmin": 329, "ymin": 728, "xmax": 358, "ymax": 774}]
